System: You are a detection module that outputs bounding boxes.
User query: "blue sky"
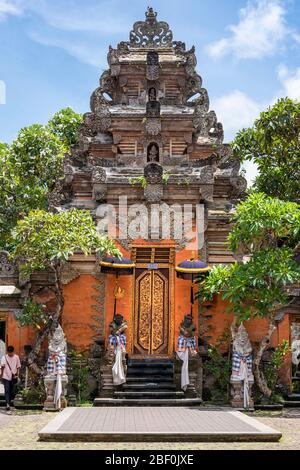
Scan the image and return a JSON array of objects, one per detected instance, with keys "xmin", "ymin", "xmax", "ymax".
[{"xmin": 0, "ymin": 0, "xmax": 300, "ymax": 182}]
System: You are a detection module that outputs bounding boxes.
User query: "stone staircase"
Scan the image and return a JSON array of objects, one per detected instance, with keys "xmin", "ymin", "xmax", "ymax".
[
  {"xmin": 284, "ymin": 372, "xmax": 300, "ymax": 407},
  {"xmin": 0, "ymin": 393, "xmax": 5, "ymax": 407},
  {"xmin": 94, "ymin": 357, "xmax": 202, "ymax": 407}
]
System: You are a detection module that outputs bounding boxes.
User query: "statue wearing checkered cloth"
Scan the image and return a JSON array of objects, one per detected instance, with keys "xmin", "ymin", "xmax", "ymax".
[
  {"xmin": 230, "ymin": 323, "xmax": 254, "ymax": 409},
  {"xmin": 107, "ymin": 314, "xmax": 127, "ymax": 385},
  {"xmin": 47, "ymin": 352, "xmax": 66, "ymax": 375},
  {"xmin": 176, "ymin": 315, "xmax": 198, "ymax": 391},
  {"xmin": 43, "ymin": 324, "xmax": 68, "ymax": 411}
]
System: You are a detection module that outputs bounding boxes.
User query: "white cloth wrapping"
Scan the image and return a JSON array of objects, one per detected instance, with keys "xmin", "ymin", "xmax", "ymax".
[
  {"xmin": 239, "ymin": 359, "xmax": 250, "ymax": 408},
  {"xmin": 0, "ymin": 340, "xmax": 5, "ymax": 362},
  {"xmin": 54, "ymin": 373, "xmax": 62, "ymax": 409},
  {"xmin": 176, "ymin": 348, "xmax": 189, "ymax": 391},
  {"xmin": 112, "ymin": 337, "xmax": 126, "ymax": 385}
]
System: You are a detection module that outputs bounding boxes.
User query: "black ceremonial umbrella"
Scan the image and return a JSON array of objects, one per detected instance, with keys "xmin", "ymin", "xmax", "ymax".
[
  {"xmin": 99, "ymin": 256, "xmax": 135, "ymax": 317},
  {"xmin": 175, "ymin": 258, "xmax": 210, "ymax": 316}
]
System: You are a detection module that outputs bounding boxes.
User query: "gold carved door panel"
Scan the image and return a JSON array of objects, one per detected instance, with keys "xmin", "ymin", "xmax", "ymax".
[{"xmin": 134, "ymin": 268, "xmax": 169, "ymax": 355}]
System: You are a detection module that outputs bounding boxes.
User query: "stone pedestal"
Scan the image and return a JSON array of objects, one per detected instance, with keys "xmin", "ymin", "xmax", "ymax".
[
  {"xmin": 174, "ymin": 354, "xmax": 203, "ymax": 398},
  {"xmin": 230, "ymin": 378, "xmax": 254, "ymax": 409},
  {"xmin": 43, "ymin": 375, "xmax": 68, "ymax": 411}
]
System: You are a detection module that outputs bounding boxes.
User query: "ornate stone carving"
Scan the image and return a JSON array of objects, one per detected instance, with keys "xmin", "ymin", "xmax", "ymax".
[
  {"xmin": 230, "ymin": 323, "xmax": 254, "ymax": 409},
  {"xmin": 185, "ymin": 46, "xmax": 197, "ymax": 76},
  {"xmin": 230, "ymin": 175, "xmax": 248, "ymax": 199},
  {"xmin": 90, "ymin": 87, "xmax": 111, "ymax": 132},
  {"xmin": 147, "ymin": 65, "xmax": 160, "ymax": 81},
  {"xmin": 194, "ymin": 109, "xmax": 224, "ymax": 144},
  {"xmin": 60, "ymin": 264, "xmax": 81, "ymax": 285},
  {"xmin": 91, "ymin": 166, "xmax": 107, "ymax": 201},
  {"xmin": 44, "ymin": 324, "xmax": 68, "ymax": 411},
  {"xmin": 106, "ymin": 314, "xmax": 127, "ymax": 367},
  {"xmin": 92, "ymin": 167, "xmax": 107, "ymax": 184},
  {"xmin": 291, "ymin": 323, "xmax": 300, "ymax": 366},
  {"xmin": 199, "ymin": 185, "xmax": 214, "ymax": 202},
  {"xmin": 44, "ymin": 375, "xmax": 68, "ymax": 411},
  {"xmin": 99, "ymin": 69, "xmax": 117, "ymax": 97},
  {"xmin": 130, "ymin": 7, "xmax": 173, "ymax": 47},
  {"xmin": 93, "ymin": 184, "xmax": 108, "ymax": 202},
  {"xmin": 144, "ymin": 184, "xmax": 163, "ymax": 203},
  {"xmin": 146, "ymin": 100, "xmax": 161, "ymax": 118},
  {"xmin": 191, "ymin": 88, "xmax": 209, "ymax": 111},
  {"xmin": 145, "ymin": 117, "xmax": 161, "ymax": 135},
  {"xmin": 49, "ymin": 324, "xmax": 67, "ymax": 356},
  {"xmin": 180, "ymin": 314, "xmax": 197, "ymax": 339},
  {"xmin": 144, "ymin": 162, "xmax": 163, "ymax": 184},
  {"xmin": 186, "ymin": 74, "xmax": 202, "ymax": 100},
  {"xmin": 146, "ymin": 51, "xmax": 160, "ymax": 81},
  {"xmin": 107, "ymin": 47, "xmax": 121, "ymax": 77}
]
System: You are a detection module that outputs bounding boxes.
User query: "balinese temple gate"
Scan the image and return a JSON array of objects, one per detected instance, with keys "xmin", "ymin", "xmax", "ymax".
[{"xmin": 1, "ymin": 8, "xmax": 297, "ymax": 405}]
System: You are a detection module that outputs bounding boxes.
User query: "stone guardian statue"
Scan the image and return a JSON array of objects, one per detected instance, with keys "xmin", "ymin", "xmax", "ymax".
[
  {"xmin": 43, "ymin": 324, "xmax": 68, "ymax": 411},
  {"xmin": 230, "ymin": 323, "xmax": 254, "ymax": 409}
]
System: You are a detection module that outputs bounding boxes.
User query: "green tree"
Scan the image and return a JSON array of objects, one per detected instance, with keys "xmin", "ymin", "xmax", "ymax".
[
  {"xmin": 197, "ymin": 192, "xmax": 300, "ymax": 399},
  {"xmin": 12, "ymin": 208, "xmax": 120, "ymax": 370},
  {"xmin": 232, "ymin": 98, "xmax": 300, "ymax": 203},
  {"xmin": 0, "ymin": 108, "xmax": 82, "ymax": 250},
  {"xmin": 48, "ymin": 107, "xmax": 82, "ymax": 148}
]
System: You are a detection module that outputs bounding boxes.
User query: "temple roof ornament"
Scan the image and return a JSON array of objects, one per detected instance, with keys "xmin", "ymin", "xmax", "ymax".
[{"xmin": 129, "ymin": 7, "xmax": 173, "ymax": 48}]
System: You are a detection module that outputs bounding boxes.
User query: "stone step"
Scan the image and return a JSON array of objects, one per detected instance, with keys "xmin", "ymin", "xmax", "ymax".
[
  {"xmin": 128, "ymin": 360, "xmax": 173, "ymax": 367},
  {"xmin": 284, "ymin": 401, "xmax": 300, "ymax": 407},
  {"xmin": 127, "ymin": 368, "xmax": 173, "ymax": 376},
  {"xmin": 114, "ymin": 391, "xmax": 184, "ymax": 399},
  {"xmin": 122, "ymin": 383, "xmax": 176, "ymax": 391},
  {"xmin": 128, "ymin": 363, "xmax": 173, "ymax": 370},
  {"xmin": 125, "ymin": 376, "xmax": 174, "ymax": 384},
  {"xmin": 94, "ymin": 398, "xmax": 202, "ymax": 407},
  {"xmin": 292, "ymin": 376, "xmax": 300, "ymax": 381},
  {"xmin": 287, "ymin": 394, "xmax": 300, "ymax": 401}
]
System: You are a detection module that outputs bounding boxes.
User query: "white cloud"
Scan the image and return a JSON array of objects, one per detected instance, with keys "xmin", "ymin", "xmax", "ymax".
[
  {"xmin": 0, "ymin": 0, "xmax": 130, "ymax": 34},
  {"xmin": 0, "ymin": 80, "xmax": 6, "ymax": 104},
  {"xmin": 0, "ymin": 0, "xmax": 23, "ymax": 20},
  {"xmin": 0, "ymin": 1, "xmax": 131, "ymax": 67},
  {"xmin": 27, "ymin": 0, "xmax": 130, "ymax": 34},
  {"xmin": 29, "ymin": 30, "xmax": 107, "ymax": 68},
  {"xmin": 212, "ymin": 90, "xmax": 264, "ymax": 138},
  {"xmin": 277, "ymin": 65, "xmax": 300, "ymax": 101},
  {"xmin": 211, "ymin": 90, "xmax": 265, "ymax": 186},
  {"xmin": 206, "ymin": 0, "xmax": 293, "ymax": 60},
  {"xmin": 211, "ymin": 64, "xmax": 300, "ymax": 185}
]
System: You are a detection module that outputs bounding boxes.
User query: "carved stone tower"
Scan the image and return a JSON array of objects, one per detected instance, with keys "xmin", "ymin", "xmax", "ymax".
[{"xmin": 52, "ymin": 8, "xmax": 246, "ymax": 361}]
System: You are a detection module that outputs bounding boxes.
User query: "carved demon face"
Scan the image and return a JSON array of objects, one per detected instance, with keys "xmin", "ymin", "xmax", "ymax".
[
  {"xmin": 183, "ymin": 314, "xmax": 193, "ymax": 327},
  {"xmin": 49, "ymin": 324, "xmax": 67, "ymax": 355},
  {"xmin": 114, "ymin": 314, "xmax": 124, "ymax": 326},
  {"xmin": 233, "ymin": 324, "xmax": 252, "ymax": 356}
]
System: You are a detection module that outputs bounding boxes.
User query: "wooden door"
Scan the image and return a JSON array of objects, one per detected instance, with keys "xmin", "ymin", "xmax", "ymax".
[{"xmin": 134, "ymin": 267, "xmax": 169, "ymax": 355}]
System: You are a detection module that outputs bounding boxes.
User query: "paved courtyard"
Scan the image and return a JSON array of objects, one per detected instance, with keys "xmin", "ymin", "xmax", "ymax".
[
  {"xmin": 38, "ymin": 407, "xmax": 281, "ymax": 442},
  {"xmin": 0, "ymin": 407, "xmax": 299, "ymax": 450}
]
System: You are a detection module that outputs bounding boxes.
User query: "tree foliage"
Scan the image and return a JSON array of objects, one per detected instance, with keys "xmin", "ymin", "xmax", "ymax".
[
  {"xmin": 197, "ymin": 192, "xmax": 300, "ymax": 398},
  {"xmin": 198, "ymin": 192, "xmax": 300, "ymax": 320},
  {"xmin": 12, "ymin": 208, "xmax": 120, "ymax": 369},
  {"xmin": 0, "ymin": 108, "xmax": 82, "ymax": 250},
  {"xmin": 48, "ymin": 107, "xmax": 82, "ymax": 148},
  {"xmin": 12, "ymin": 208, "xmax": 120, "ymax": 275},
  {"xmin": 232, "ymin": 98, "xmax": 300, "ymax": 203}
]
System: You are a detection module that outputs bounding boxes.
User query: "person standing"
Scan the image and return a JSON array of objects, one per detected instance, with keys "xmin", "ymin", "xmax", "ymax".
[{"xmin": 0, "ymin": 345, "xmax": 21, "ymax": 411}]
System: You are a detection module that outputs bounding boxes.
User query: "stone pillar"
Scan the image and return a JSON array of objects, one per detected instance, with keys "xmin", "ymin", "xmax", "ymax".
[
  {"xmin": 230, "ymin": 378, "xmax": 254, "ymax": 409},
  {"xmin": 43, "ymin": 375, "xmax": 68, "ymax": 411}
]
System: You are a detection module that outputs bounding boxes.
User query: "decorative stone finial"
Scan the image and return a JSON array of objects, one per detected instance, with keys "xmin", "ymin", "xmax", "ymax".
[{"xmin": 130, "ymin": 7, "xmax": 173, "ymax": 47}]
